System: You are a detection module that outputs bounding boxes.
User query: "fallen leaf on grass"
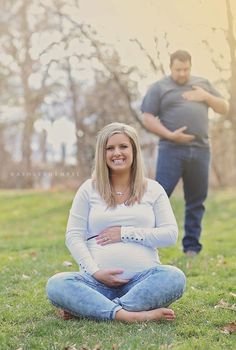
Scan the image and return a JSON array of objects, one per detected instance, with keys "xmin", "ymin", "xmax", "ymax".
[
  {"xmin": 63, "ymin": 261, "xmax": 73, "ymax": 267},
  {"xmin": 64, "ymin": 345, "xmax": 78, "ymax": 350},
  {"xmin": 186, "ymin": 261, "xmax": 192, "ymax": 269},
  {"xmin": 22, "ymin": 274, "xmax": 30, "ymax": 280},
  {"xmin": 112, "ymin": 344, "xmax": 119, "ymax": 350},
  {"xmin": 29, "ymin": 251, "xmax": 37, "ymax": 260},
  {"xmin": 214, "ymin": 299, "xmax": 236, "ymax": 311},
  {"xmin": 29, "ymin": 251, "xmax": 37, "ymax": 257},
  {"xmin": 159, "ymin": 344, "xmax": 174, "ymax": 349},
  {"xmin": 64, "ymin": 344, "xmax": 102, "ymax": 350},
  {"xmin": 229, "ymin": 292, "xmax": 236, "ymax": 298},
  {"xmin": 220, "ymin": 322, "xmax": 236, "ymax": 334},
  {"xmin": 216, "ymin": 255, "xmax": 226, "ymax": 266},
  {"xmin": 92, "ymin": 345, "xmax": 101, "ymax": 350},
  {"xmin": 82, "ymin": 346, "xmax": 101, "ymax": 350}
]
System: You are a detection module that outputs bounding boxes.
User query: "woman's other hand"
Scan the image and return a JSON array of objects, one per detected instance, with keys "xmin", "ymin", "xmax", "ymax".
[
  {"xmin": 93, "ymin": 269, "xmax": 130, "ymax": 287},
  {"xmin": 96, "ymin": 226, "xmax": 121, "ymax": 245}
]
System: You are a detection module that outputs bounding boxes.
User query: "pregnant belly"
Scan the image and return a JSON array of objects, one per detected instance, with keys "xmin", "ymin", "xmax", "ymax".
[{"xmin": 87, "ymin": 240, "xmax": 158, "ymax": 279}]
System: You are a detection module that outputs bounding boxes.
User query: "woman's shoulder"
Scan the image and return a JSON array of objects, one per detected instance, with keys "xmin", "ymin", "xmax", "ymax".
[
  {"xmin": 80, "ymin": 178, "xmax": 93, "ymax": 188},
  {"xmin": 145, "ymin": 178, "xmax": 166, "ymax": 195},
  {"xmin": 75, "ymin": 178, "xmax": 94, "ymax": 197}
]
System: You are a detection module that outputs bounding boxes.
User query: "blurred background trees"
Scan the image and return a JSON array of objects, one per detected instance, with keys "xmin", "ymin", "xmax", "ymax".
[{"xmin": 0, "ymin": 0, "xmax": 235, "ymax": 189}]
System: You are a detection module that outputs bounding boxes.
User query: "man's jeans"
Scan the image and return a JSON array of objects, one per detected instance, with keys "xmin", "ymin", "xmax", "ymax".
[
  {"xmin": 46, "ymin": 265, "xmax": 186, "ymax": 320},
  {"xmin": 156, "ymin": 143, "xmax": 210, "ymax": 253}
]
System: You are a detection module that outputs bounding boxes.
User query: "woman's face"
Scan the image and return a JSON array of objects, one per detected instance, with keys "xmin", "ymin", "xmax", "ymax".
[{"xmin": 105, "ymin": 133, "xmax": 133, "ymax": 174}]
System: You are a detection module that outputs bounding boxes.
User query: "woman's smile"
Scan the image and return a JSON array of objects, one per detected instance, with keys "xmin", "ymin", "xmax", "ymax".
[
  {"xmin": 112, "ymin": 158, "xmax": 125, "ymax": 165},
  {"xmin": 106, "ymin": 133, "xmax": 133, "ymax": 173}
]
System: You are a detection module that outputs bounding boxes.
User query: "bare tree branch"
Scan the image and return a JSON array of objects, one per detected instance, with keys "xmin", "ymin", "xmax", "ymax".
[{"xmin": 130, "ymin": 38, "xmax": 159, "ymax": 73}]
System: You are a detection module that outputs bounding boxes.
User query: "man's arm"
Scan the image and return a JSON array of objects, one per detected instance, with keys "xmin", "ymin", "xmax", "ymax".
[
  {"xmin": 142, "ymin": 113, "xmax": 195, "ymax": 143},
  {"xmin": 204, "ymin": 93, "xmax": 229, "ymax": 115},
  {"xmin": 182, "ymin": 85, "xmax": 229, "ymax": 115}
]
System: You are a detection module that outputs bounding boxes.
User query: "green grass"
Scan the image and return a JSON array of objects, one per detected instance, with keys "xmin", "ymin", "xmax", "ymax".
[{"xmin": 0, "ymin": 188, "xmax": 236, "ymax": 350}]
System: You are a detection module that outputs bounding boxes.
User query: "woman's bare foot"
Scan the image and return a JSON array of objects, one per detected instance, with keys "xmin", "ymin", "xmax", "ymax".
[
  {"xmin": 147, "ymin": 308, "xmax": 175, "ymax": 321},
  {"xmin": 115, "ymin": 307, "xmax": 175, "ymax": 322},
  {"xmin": 57, "ymin": 308, "xmax": 75, "ymax": 320}
]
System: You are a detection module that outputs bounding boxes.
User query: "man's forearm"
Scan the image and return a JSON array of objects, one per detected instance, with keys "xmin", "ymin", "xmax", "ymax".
[
  {"xmin": 142, "ymin": 113, "xmax": 173, "ymax": 139},
  {"xmin": 205, "ymin": 94, "xmax": 229, "ymax": 115},
  {"xmin": 142, "ymin": 113, "xmax": 195, "ymax": 144}
]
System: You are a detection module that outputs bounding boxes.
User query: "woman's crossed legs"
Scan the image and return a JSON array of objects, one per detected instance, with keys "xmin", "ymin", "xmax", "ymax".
[{"xmin": 46, "ymin": 265, "xmax": 186, "ymax": 322}]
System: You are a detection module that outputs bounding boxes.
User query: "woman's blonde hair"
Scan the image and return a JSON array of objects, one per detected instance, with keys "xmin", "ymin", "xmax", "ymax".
[{"xmin": 92, "ymin": 122, "xmax": 147, "ymax": 207}]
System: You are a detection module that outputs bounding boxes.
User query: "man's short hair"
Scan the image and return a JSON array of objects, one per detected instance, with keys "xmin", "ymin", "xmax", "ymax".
[{"xmin": 170, "ymin": 50, "xmax": 191, "ymax": 66}]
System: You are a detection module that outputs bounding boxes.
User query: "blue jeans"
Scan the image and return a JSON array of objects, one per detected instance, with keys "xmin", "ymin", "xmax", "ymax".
[
  {"xmin": 46, "ymin": 265, "xmax": 186, "ymax": 321},
  {"xmin": 156, "ymin": 143, "xmax": 210, "ymax": 253}
]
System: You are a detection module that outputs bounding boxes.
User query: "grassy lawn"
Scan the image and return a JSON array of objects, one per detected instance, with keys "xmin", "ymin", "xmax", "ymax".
[{"xmin": 0, "ymin": 188, "xmax": 236, "ymax": 350}]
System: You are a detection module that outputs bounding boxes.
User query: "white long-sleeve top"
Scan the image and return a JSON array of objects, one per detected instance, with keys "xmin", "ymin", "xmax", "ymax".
[{"xmin": 65, "ymin": 178, "xmax": 178, "ymax": 278}]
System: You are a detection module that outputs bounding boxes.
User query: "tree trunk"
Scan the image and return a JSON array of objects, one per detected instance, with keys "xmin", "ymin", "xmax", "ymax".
[
  {"xmin": 66, "ymin": 59, "xmax": 91, "ymax": 182},
  {"xmin": 20, "ymin": 0, "xmax": 34, "ymax": 187},
  {"xmin": 226, "ymin": 0, "xmax": 236, "ymax": 167}
]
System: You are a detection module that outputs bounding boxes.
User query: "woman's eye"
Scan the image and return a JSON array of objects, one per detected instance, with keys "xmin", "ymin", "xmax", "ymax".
[{"xmin": 106, "ymin": 145, "xmax": 128, "ymax": 151}]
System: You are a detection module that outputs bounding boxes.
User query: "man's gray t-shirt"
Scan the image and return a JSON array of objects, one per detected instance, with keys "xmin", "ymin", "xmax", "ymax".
[{"xmin": 141, "ymin": 75, "xmax": 222, "ymax": 147}]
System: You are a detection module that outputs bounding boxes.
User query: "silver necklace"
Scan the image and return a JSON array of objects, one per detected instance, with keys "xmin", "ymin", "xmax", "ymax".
[
  {"xmin": 115, "ymin": 191, "xmax": 125, "ymax": 196},
  {"xmin": 113, "ymin": 185, "xmax": 130, "ymax": 196}
]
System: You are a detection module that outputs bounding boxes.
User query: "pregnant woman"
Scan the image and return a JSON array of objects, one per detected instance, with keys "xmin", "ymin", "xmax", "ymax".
[{"xmin": 46, "ymin": 122, "xmax": 186, "ymax": 322}]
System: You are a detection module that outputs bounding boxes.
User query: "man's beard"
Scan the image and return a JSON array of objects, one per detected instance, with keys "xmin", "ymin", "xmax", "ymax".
[{"xmin": 175, "ymin": 78, "xmax": 188, "ymax": 85}]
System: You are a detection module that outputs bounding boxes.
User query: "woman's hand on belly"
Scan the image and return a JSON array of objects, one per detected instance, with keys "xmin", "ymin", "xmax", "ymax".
[
  {"xmin": 96, "ymin": 226, "xmax": 121, "ymax": 246},
  {"xmin": 93, "ymin": 268, "xmax": 130, "ymax": 287}
]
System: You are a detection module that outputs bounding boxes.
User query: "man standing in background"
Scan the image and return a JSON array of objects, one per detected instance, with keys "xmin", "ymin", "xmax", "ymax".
[{"xmin": 141, "ymin": 50, "xmax": 229, "ymax": 256}]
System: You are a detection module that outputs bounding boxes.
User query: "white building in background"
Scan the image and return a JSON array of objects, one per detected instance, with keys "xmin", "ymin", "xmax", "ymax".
[
  {"xmin": 33, "ymin": 116, "xmax": 77, "ymax": 165},
  {"xmin": 0, "ymin": 105, "xmax": 78, "ymax": 166}
]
